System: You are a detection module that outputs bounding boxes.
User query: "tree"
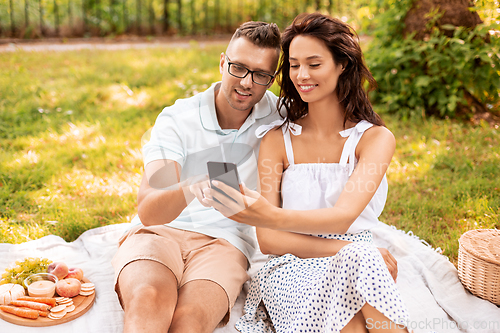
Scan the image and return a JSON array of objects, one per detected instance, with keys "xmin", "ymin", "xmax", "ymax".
[{"xmin": 403, "ymin": 0, "xmax": 483, "ymax": 39}]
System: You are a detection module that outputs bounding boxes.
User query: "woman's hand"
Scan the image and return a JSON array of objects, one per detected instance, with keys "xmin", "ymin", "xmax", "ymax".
[
  {"xmin": 203, "ymin": 181, "xmax": 279, "ymax": 228},
  {"xmin": 378, "ymin": 247, "xmax": 398, "ymax": 282}
]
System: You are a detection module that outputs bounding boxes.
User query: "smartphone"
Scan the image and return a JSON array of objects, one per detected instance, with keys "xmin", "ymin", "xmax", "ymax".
[{"xmin": 207, "ymin": 161, "xmax": 241, "ymax": 203}]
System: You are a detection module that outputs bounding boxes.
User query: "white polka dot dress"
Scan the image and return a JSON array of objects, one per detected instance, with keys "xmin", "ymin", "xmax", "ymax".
[{"xmin": 235, "ymin": 121, "xmax": 410, "ymax": 332}]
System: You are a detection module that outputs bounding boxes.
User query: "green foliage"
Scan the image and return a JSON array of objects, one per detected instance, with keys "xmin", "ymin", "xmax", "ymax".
[{"xmin": 365, "ymin": 0, "xmax": 500, "ymax": 118}]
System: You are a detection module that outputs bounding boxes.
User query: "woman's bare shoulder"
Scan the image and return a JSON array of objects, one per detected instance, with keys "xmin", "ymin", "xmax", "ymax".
[
  {"xmin": 363, "ymin": 125, "xmax": 395, "ymax": 142},
  {"xmin": 260, "ymin": 126, "xmax": 288, "ymax": 166},
  {"xmin": 261, "ymin": 126, "xmax": 285, "ymax": 146},
  {"xmin": 357, "ymin": 125, "xmax": 396, "ymax": 155}
]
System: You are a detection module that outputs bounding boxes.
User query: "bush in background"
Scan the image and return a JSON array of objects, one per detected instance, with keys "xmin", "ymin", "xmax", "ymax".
[{"xmin": 365, "ymin": 0, "xmax": 500, "ymax": 119}]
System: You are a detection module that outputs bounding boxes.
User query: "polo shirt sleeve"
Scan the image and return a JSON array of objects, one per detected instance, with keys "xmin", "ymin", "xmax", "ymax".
[{"xmin": 142, "ymin": 105, "xmax": 185, "ymax": 168}]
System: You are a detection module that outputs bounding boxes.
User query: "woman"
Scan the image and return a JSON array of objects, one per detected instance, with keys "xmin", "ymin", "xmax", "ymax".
[{"xmin": 205, "ymin": 13, "xmax": 410, "ymax": 332}]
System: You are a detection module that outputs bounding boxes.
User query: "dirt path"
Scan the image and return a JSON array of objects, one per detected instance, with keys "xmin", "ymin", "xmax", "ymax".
[
  {"xmin": 0, "ymin": 36, "xmax": 231, "ymax": 52},
  {"xmin": 0, "ymin": 35, "xmax": 372, "ymax": 53}
]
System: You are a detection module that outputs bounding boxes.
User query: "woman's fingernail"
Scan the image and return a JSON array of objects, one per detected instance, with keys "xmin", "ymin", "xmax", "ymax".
[{"xmin": 212, "ymin": 180, "xmax": 219, "ymax": 186}]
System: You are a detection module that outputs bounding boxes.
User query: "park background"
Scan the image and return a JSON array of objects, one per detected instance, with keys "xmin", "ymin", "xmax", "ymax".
[{"xmin": 0, "ymin": 0, "xmax": 499, "ymax": 265}]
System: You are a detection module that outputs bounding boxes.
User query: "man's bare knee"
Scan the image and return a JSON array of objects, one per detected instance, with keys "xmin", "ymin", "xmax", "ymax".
[
  {"xmin": 171, "ymin": 303, "xmax": 210, "ymax": 332},
  {"xmin": 124, "ymin": 283, "xmax": 169, "ymax": 310},
  {"xmin": 118, "ymin": 260, "xmax": 178, "ymax": 333},
  {"xmin": 169, "ymin": 280, "xmax": 229, "ymax": 333}
]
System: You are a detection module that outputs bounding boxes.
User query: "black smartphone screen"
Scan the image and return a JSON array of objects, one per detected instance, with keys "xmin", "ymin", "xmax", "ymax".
[{"xmin": 207, "ymin": 161, "xmax": 241, "ymax": 202}]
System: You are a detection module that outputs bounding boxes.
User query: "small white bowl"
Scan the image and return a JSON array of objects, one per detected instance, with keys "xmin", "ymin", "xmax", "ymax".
[{"xmin": 23, "ymin": 273, "xmax": 59, "ymax": 298}]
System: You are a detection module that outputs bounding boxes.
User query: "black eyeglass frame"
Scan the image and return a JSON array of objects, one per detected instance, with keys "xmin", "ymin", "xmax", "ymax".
[{"xmin": 224, "ymin": 54, "xmax": 275, "ymax": 86}]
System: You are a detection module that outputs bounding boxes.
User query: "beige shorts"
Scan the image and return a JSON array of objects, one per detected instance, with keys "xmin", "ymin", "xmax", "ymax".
[{"xmin": 111, "ymin": 224, "xmax": 249, "ymax": 325}]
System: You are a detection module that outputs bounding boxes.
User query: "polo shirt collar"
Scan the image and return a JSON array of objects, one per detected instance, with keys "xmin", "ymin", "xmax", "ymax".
[
  {"xmin": 199, "ymin": 82, "xmax": 273, "ymax": 132},
  {"xmin": 199, "ymin": 82, "xmax": 221, "ymax": 131}
]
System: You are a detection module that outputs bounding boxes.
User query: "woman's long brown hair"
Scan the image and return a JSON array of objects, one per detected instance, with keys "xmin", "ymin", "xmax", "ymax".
[{"xmin": 277, "ymin": 12, "xmax": 384, "ymax": 127}]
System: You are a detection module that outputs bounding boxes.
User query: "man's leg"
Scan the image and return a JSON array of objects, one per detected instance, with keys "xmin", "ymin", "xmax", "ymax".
[
  {"xmin": 118, "ymin": 260, "xmax": 178, "ymax": 333},
  {"xmin": 169, "ymin": 280, "xmax": 229, "ymax": 333}
]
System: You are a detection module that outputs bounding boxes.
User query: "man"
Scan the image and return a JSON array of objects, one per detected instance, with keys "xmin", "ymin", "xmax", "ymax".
[{"xmin": 111, "ymin": 21, "xmax": 282, "ymax": 333}]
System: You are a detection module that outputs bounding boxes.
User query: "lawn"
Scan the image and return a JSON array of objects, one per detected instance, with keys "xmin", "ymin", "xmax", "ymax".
[{"xmin": 0, "ymin": 43, "xmax": 499, "ymax": 265}]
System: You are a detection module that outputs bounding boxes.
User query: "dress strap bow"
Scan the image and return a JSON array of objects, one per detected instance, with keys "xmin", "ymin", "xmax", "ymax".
[
  {"xmin": 255, "ymin": 119, "xmax": 303, "ymax": 138},
  {"xmin": 339, "ymin": 120, "xmax": 374, "ymax": 175}
]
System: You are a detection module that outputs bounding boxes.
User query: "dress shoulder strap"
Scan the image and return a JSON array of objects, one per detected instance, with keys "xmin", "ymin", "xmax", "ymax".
[
  {"xmin": 255, "ymin": 119, "xmax": 302, "ymax": 166},
  {"xmin": 339, "ymin": 120, "xmax": 374, "ymax": 175},
  {"xmin": 282, "ymin": 125, "xmax": 295, "ymax": 166}
]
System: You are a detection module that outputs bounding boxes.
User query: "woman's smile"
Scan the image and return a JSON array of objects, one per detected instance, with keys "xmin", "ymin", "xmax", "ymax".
[{"xmin": 297, "ymin": 84, "xmax": 317, "ymax": 92}]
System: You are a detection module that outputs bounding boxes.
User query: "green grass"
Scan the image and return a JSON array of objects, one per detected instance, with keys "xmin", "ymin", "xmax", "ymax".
[
  {"xmin": 381, "ymin": 115, "xmax": 500, "ymax": 262},
  {"xmin": 0, "ymin": 42, "xmax": 223, "ymax": 242},
  {"xmin": 1, "ymin": 44, "xmax": 499, "ymax": 266}
]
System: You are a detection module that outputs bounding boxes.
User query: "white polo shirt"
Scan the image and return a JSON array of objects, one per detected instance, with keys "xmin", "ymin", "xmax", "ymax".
[{"xmin": 137, "ymin": 82, "xmax": 282, "ymax": 259}]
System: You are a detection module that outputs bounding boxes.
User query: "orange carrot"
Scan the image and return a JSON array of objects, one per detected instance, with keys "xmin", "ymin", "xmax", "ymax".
[
  {"xmin": 10, "ymin": 300, "xmax": 51, "ymax": 312},
  {"xmin": 18, "ymin": 307, "xmax": 49, "ymax": 317},
  {"xmin": 0, "ymin": 305, "xmax": 39, "ymax": 319},
  {"xmin": 16, "ymin": 296, "xmax": 57, "ymax": 307},
  {"xmin": 37, "ymin": 310, "xmax": 49, "ymax": 317}
]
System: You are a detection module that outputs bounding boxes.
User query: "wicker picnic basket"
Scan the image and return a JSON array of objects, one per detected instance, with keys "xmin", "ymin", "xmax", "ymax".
[{"xmin": 458, "ymin": 229, "xmax": 500, "ymax": 305}]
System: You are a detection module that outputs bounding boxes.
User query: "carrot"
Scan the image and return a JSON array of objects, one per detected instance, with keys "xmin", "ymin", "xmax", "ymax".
[
  {"xmin": 37, "ymin": 309, "xmax": 49, "ymax": 317},
  {"xmin": 18, "ymin": 307, "xmax": 49, "ymax": 317},
  {"xmin": 16, "ymin": 296, "xmax": 57, "ymax": 307},
  {"xmin": 0, "ymin": 305, "xmax": 39, "ymax": 319},
  {"xmin": 10, "ymin": 300, "xmax": 51, "ymax": 312}
]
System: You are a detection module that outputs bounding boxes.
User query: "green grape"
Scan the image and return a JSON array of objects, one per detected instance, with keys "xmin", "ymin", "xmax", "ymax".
[{"xmin": 1, "ymin": 257, "xmax": 53, "ymax": 288}]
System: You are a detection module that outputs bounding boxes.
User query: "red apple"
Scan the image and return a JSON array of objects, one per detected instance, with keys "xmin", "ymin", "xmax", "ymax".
[
  {"xmin": 47, "ymin": 262, "xmax": 69, "ymax": 280},
  {"xmin": 55, "ymin": 278, "xmax": 81, "ymax": 298},
  {"xmin": 66, "ymin": 267, "xmax": 84, "ymax": 281}
]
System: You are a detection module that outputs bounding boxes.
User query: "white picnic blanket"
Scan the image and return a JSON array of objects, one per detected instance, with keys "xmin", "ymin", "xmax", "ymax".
[{"xmin": 1, "ymin": 222, "xmax": 499, "ymax": 333}]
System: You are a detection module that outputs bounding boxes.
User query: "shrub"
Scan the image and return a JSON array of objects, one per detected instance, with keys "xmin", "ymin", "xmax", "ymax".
[{"xmin": 365, "ymin": 0, "xmax": 500, "ymax": 119}]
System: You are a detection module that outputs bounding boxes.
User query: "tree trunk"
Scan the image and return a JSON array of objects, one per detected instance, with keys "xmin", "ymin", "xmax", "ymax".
[
  {"xmin": 25, "ymin": 0, "xmax": 29, "ymax": 28},
  {"xmin": 54, "ymin": 0, "xmax": 59, "ymax": 36},
  {"xmin": 10, "ymin": 0, "xmax": 15, "ymax": 36},
  {"xmin": 403, "ymin": 0, "xmax": 482, "ymax": 39},
  {"xmin": 163, "ymin": 0, "xmax": 169, "ymax": 34}
]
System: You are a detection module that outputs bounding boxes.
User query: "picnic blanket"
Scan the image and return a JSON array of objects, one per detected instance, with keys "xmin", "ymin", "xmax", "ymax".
[{"xmin": 1, "ymin": 221, "xmax": 499, "ymax": 333}]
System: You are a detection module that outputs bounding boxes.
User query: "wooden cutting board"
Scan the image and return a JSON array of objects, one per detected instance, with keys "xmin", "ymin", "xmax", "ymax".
[{"xmin": 0, "ymin": 277, "xmax": 95, "ymax": 327}]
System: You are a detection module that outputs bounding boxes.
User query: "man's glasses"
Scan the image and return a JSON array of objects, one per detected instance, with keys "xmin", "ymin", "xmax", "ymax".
[{"xmin": 225, "ymin": 55, "xmax": 275, "ymax": 86}]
